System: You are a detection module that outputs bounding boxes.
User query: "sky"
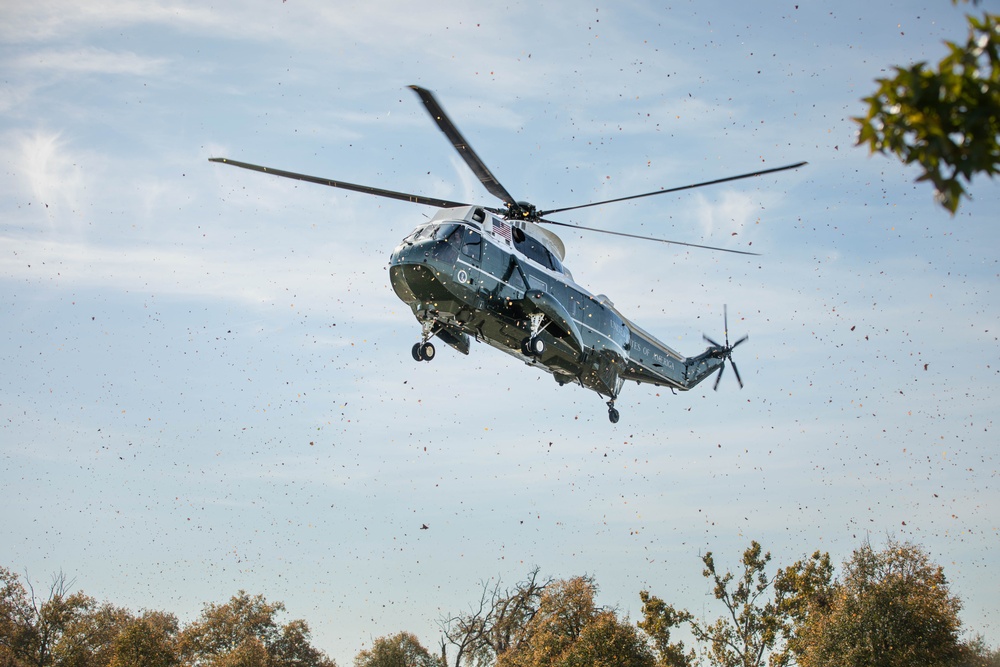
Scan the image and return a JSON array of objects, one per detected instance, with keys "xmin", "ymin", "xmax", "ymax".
[{"xmin": 1, "ymin": 0, "xmax": 998, "ymax": 663}]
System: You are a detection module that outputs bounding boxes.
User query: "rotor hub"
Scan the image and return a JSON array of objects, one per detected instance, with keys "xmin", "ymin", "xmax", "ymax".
[{"xmin": 507, "ymin": 200, "xmax": 539, "ymax": 222}]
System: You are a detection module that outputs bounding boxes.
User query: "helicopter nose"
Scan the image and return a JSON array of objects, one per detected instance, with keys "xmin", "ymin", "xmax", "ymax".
[{"xmin": 390, "ymin": 242, "xmax": 421, "ymax": 265}]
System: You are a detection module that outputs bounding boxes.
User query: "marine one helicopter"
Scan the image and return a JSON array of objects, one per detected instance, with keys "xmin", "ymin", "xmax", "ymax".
[{"xmin": 210, "ymin": 86, "xmax": 804, "ymax": 422}]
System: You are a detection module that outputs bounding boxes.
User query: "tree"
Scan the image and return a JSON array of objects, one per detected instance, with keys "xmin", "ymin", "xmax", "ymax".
[
  {"xmin": 795, "ymin": 538, "xmax": 964, "ymax": 667},
  {"xmin": 50, "ymin": 601, "xmax": 132, "ymax": 667},
  {"xmin": 0, "ymin": 568, "xmax": 178, "ymax": 667},
  {"xmin": 179, "ymin": 591, "xmax": 335, "ymax": 667},
  {"xmin": 955, "ymin": 634, "xmax": 1000, "ymax": 667},
  {"xmin": 0, "ymin": 569, "xmax": 92, "ymax": 667},
  {"xmin": 1, "ymin": 566, "xmax": 33, "ymax": 666},
  {"xmin": 689, "ymin": 542, "xmax": 785, "ymax": 667},
  {"xmin": 854, "ymin": 3, "xmax": 1000, "ymax": 212},
  {"xmin": 440, "ymin": 568, "xmax": 550, "ymax": 667},
  {"xmin": 639, "ymin": 542, "xmax": 830, "ymax": 667},
  {"xmin": 274, "ymin": 619, "xmax": 337, "ymax": 667},
  {"xmin": 107, "ymin": 611, "xmax": 179, "ymax": 667},
  {"xmin": 637, "ymin": 591, "xmax": 695, "ymax": 667},
  {"xmin": 772, "ymin": 550, "xmax": 834, "ymax": 666},
  {"xmin": 352, "ymin": 632, "xmax": 440, "ymax": 667},
  {"xmin": 557, "ymin": 611, "xmax": 655, "ymax": 667},
  {"xmin": 493, "ymin": 576, "xmax": 652, "ymax": 667},
  {"xmin": 496, "ymin": 577, "xmax": 598, "ymax": 667}
]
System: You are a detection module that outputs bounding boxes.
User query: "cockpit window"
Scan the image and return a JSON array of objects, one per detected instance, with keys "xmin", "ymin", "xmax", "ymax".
[
  {"xmin": 434, "ymin": 223, "xmax": 461, "ymax": 241},
  {"xmin": 405, "ymin": 222, "xmax": 461, "ymax": 244},
  {"xmin": 403, "ymin": 225, "xmax": 431, "ymax": 243}
]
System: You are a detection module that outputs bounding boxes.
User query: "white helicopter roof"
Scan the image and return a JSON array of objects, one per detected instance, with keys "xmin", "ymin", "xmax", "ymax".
[
  {"xmin": 512, "ymin": 219, "xmax": 566, "ymax": 262},
  {"xmin": 426, "ymin": 206, "xmax": 566, "ymax": 262}
]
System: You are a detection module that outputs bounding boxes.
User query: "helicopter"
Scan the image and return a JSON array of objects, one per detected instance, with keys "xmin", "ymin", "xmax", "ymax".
[{"xmin": 210, "ymin": 85, "xmax": 804, "ymax": 423}]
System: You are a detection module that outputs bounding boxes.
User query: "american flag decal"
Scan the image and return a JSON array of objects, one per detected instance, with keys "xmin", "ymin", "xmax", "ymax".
[{"xmin": 492, "ymin": 219, "xmax": 512, "ymax": 242}]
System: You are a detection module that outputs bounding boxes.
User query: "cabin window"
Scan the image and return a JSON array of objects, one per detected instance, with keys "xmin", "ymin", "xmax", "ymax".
[
  {"xmin": 549, "ymin": 253, "xmax": 564, "ymax": 273},
  {"xmin": 461, "ymin": 229, "xmax": 482, "ymax": 259},
  {"xmin": 513, "ymin": 233, "xmax": 555, "ymax": 270},
  {"xmin": 508, "ymin": 262, "xmax": 527, "ymax": 291}
]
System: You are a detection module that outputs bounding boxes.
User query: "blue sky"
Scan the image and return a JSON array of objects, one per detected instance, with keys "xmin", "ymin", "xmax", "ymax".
[{"xmin": 2, "ymin": 0, "xmax": 998, "ymax": 663}]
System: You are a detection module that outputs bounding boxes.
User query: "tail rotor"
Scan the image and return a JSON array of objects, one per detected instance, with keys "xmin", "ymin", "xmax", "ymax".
[{"xmin": 703, "ymin": 305, "xmax": 748, "ymax": 391}]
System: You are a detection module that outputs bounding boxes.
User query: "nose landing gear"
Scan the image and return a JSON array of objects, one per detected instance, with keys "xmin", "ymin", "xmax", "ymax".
[
  {"xmin": 412, "ymin": 318, "xmax": 438, "ymax": 362},
  {"xmin": 607, "ymin": 400, "xmax": 620, "ymax": 424}
]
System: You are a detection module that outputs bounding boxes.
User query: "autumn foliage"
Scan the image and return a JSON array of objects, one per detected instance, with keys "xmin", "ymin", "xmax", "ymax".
[{"xmin": 3, "ymin": 539, "xmax": 998, "ymax": 667}]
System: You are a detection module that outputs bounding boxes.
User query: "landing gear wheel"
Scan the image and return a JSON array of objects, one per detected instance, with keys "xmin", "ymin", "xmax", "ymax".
[
  {"xmin": 529, "ymin": 337, "xmax": 545, "ymax": 356},
  {"xmin": 523, "ymin": 313, "xmax": 547, "ymax": 358},
  {"xmin": 521, "ymin": 336, "xmax": 545, "ymax": 357},
  {"xmin": 607, "ymin": 400, "xmax": 620, "ymax": 424},
  {"xmin": 412, "ymin": 341, "xmax": 435, "ymax": 362}
]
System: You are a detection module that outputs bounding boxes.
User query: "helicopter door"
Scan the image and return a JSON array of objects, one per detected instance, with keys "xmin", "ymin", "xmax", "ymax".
[
  {"xmin": 456, "ymin": 227, "xmax": 483, "ymax": 289},
  {"xmin": 478, "ymin": 237, "xmax": 507, "ymax": 297}
]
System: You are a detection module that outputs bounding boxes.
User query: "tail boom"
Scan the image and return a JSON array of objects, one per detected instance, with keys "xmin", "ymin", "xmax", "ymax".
[{"xmin": 621, "ymin": 321, "xmax": 725, "ymax": 391}]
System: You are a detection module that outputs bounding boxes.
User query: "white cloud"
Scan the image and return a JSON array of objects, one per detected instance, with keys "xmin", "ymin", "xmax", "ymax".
[
  {"xmin": 1, "ymin": 0, "xmax": 230, "ymax": 43},
  {"xmin": 0, "ymin": 233, "xmax": 401, "ymax": 318},
  {"xmin": 9, "ymin": 130, "xmax": 90, "ymax": 232},
  {"xmin": 693, "ymin": 190, "xmax": 760, "ymax": 239},
  {"xmin": 10, "ymin": 47, "xmax": 168, "ymax": 76},
  {"xmin": 1, "ymin": 0, "xmax": 518, "ymax": 57}
]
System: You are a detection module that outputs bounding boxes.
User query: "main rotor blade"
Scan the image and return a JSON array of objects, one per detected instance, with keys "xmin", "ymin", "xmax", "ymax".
[
  {"xmin": 208, "ymin": 158, "xmax": 470, "ymax": 209},
  {"xmin": 538, "ymin": 161, "xmax": 807, "ymax": 217},
  {"xmin": 723, "ymin": 304, "xmax": 730, "ymax": 346},
  {"xmin": 409, "ymin": 85, "xmax": 518, "ymax": 207},
  {"xmin": 539, "ymin": 218, "xmax": 760, "ymax": 256}
]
